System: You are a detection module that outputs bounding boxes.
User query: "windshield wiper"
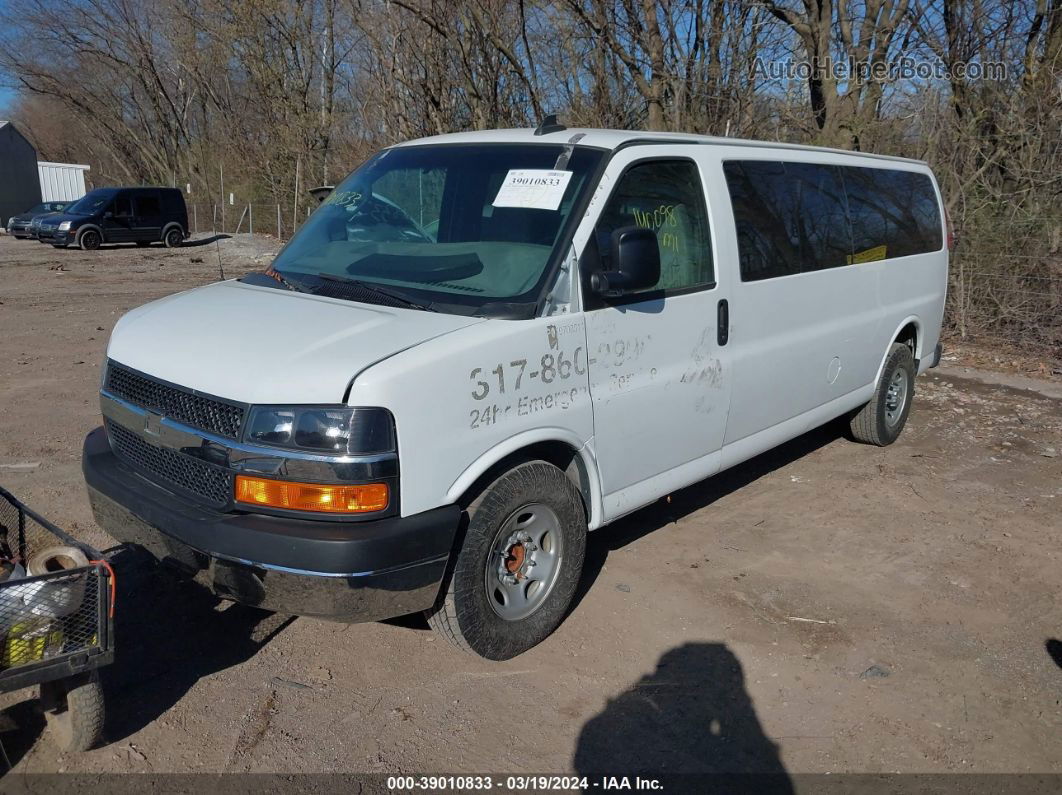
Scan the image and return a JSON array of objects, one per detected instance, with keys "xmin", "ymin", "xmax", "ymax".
[{"xmin": 315, "ymin": 273, "xmax": 436, "ymax": 312}]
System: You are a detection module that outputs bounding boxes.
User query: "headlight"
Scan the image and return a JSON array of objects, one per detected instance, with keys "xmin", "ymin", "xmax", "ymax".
[
  {"xmin": 59, "ymin": 221, "xmax": 72, "ymax": 231},
  {"xmin": 7, "ymin": 218, "xmax": 14, "ymax": 229},
  {"xmin": 244, "ymin": 406, "xmax": 395, "ymax": 455}
]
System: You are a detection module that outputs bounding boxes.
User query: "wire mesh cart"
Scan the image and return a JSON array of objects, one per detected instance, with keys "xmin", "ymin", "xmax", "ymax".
[{"xmin": 0, "ymin": 486, "xmax": 115, "ymax": 752}]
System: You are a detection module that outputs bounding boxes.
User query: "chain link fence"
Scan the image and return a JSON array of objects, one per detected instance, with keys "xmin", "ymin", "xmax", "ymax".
[{"xmin": 186, "ymin": 202, "xmax": 317, "ymax": 241}]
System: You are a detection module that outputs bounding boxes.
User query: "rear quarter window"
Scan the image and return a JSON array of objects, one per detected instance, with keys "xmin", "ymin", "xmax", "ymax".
[
  {"xmin": 161, "ymin": 190, "xmax": 186, "ymax": 214},
  {"xmin": 843, "ymin": 167, "xmax": 943, "ymax": 260}
]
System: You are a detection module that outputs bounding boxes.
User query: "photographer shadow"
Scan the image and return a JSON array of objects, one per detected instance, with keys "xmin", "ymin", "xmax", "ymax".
[
  {"xmin": 99, "ymin": 545, "xmax": 294, "ymax": 744},
  {"xmin": 573, "ymin": 642, "xmax": 792, "ymax": 791}
]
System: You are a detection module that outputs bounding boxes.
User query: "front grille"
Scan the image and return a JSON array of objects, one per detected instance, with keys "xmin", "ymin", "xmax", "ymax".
[
  {"xmin": 105, "ymin": 362, "xmax": 245, "ymax": 439},
  {"xmin": 107, "ymin": 421, "xmax": 232, "ymax": 507}
]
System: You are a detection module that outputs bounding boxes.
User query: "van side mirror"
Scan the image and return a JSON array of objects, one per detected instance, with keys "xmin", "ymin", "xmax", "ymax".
[{"xmin": 590, "ymin": 226, "xmax": 661, "ymax": 296}]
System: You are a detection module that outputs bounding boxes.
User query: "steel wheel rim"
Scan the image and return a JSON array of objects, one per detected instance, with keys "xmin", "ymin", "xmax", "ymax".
[
  {"xmin": 484, "ymin": 502, "xmax": 564, "ymax": 621},
  {"xmin": 884, "ymin": 367, "xmax": 909, "ymax": 426}
]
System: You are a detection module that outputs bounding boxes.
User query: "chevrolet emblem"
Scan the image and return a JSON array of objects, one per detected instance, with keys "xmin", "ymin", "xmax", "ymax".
[{"xmin": 143, "ymin": 411, "xmax": 163, "ymax": 436}]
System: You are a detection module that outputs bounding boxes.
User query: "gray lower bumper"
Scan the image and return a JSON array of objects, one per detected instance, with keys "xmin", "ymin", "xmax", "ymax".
[
  {"xmin": 83, "ymin": 427, "xmax": 460, "ymax": 622},
  {"xmin": 87, "ymin": 484, "xmax": 451, "ymax": 621}
]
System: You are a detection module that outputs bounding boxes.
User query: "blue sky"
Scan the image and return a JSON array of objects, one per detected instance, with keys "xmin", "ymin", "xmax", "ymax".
[{"xmin": 0, "ymin": 0, "xmax": 13, "ymax": 112}]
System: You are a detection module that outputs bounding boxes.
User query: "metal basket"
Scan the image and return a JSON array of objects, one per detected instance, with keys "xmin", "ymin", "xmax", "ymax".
[{"xmin": 0, "ymin": 487, "xmax": 114, "ymax": 693}]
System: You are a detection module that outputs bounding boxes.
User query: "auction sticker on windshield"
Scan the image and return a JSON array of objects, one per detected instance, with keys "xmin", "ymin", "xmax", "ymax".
[{"xmin": 493, "ymin": 169, "xmax": 573, "ymax": 211}]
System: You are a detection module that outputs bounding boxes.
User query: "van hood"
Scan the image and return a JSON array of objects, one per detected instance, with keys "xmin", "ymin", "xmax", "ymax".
[
  {"xmin": 14, "ymin": 210, "xmax": 61, "ymax": 223},
  {"xmin": 38, "ymin": 212, "xmax": 78, "ymax": 225},
  {"xmin": 106, "ymin": 280, "xmax": 483, "ymax": 404}
]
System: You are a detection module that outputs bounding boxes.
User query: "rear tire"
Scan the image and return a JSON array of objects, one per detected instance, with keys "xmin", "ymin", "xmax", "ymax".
[
  {"xmin": 79, "ymin": 229, "xmax": 101, "ymax": 251},
  {"xmin": 849, "ymin": 342, "xmax": 916, "ymax": 446},
  {"xmin": 164, "ymin": 228, "xmax": 183, "ymax": 248},
  {"xmin": 425, "ymin": 461, "xmax": 587, "ymax": 660},
  {"xmin": 41, "ymin": 671, "xmax": 105, "ymax": 752}
]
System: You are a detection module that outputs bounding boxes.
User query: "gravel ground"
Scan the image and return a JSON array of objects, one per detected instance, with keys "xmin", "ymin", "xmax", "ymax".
[{"xmin": 0, "ymin": 232, "xmax": 1059, "ymax": 777}]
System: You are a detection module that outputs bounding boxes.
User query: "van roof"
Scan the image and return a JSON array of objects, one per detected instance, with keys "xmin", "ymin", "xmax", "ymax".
[{"xmin": 395, "ymin": 127, "xmax": 928, "ymax": 166}]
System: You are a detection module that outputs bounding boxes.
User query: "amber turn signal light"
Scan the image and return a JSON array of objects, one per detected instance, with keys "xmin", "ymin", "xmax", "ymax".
[{"xmin": 234, "ymin": 476, "xmax": 389, "ymax": 514}]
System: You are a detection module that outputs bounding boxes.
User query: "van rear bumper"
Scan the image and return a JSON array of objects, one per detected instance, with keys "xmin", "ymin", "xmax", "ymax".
[{"xmin": 82, "ymin": 427, "xmax": 460, "ymax": 621}]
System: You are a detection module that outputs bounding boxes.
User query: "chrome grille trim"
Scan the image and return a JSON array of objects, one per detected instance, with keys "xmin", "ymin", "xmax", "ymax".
[{"xmin": 104, "ymin": 361, "xmax": 246, "ymax": 439}]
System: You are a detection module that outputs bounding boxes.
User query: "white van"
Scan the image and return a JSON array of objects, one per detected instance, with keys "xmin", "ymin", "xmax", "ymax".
[{"xmin": 83, "ymin": 125, "xmax": 948, "ymax": 660}]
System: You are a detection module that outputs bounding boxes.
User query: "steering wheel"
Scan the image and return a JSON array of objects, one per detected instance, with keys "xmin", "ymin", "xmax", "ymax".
[{"xmin": 346, "ymin": 194, "xmax": 433, "ymax": 243}]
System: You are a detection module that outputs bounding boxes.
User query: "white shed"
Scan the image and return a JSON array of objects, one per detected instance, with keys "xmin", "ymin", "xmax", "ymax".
[{"xmin": 37, "ymin": 161, "xmax": 90, "ymax": 202}]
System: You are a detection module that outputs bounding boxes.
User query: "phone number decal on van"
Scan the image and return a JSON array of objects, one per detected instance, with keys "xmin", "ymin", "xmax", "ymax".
[
  {"xmin": 470, "ymin": 386, "xmax": 588, "ymax": 429},
  {"xmin": 468, "ymin": 348, "xmax": 588, "ymax": 430},
  {"xmin": 469, "ymin": 349, "xmax": 587, "ymax": 402}
]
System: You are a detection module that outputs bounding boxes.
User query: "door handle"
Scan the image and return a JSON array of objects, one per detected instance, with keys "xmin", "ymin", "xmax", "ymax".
[{"xmin": 717, "ymin": 299, "xmax": 729, "ymax": 346}]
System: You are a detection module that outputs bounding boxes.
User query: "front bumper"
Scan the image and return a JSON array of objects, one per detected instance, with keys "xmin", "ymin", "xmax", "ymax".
[
  {"xmin": 38, "ymin": 228, "xmax": 70, "ymax": 245},
  {"xmin": 83, "ymin": 427, "xmax": 460, "ymax": 621},
  {"xmin": 8, "ymin": 222, "xmax": 31, "ymax": 237}
]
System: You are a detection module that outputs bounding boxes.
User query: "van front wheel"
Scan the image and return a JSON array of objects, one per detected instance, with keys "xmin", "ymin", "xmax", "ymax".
[
  {"xmin": 850, "ymin": 342, "xmax": 916, "ymax": 446},
  {"xmin": 426, "ymin": 461, "xmax": 587, "ymax": 660},
  {"xmin": 79, "ymin": 229, "xmax": 101, "ymax": 250}
]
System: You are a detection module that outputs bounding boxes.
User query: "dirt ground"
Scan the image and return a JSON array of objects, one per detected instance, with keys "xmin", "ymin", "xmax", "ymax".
[{"xmin": 0, "ymin": 232, "xmax": 1059, "ymax": 778}]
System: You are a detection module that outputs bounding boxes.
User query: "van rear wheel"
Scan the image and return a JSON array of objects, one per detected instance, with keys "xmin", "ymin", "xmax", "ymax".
[
  {"xmin": 850, "ymin": 342, "xmax": 916, "ymax": 446},
  {"xmin": 164, "ymin": 228, "xmax": 183, "ymax": 248},
  {"xmin": 425, "ymin": 461, "xmax": 587, "ymax": 660}
]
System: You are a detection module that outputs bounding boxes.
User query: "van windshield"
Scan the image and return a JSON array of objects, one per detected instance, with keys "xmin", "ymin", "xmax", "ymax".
[
  {"xmin": 270, "ymin": 143, "xmax": 603, "ymax": 316},
  {"xmin": 67, "ymin": 189, "xmax": 117, "ymax": 216}
]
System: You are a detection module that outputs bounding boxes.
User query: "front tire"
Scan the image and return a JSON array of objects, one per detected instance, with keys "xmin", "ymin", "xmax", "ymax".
[
  {"xmin": 849, "ymin": 342, "xmax": 916, "ymax": 446},
  {"xmin": 425, "ymin": 461, "xmax": 587, "ymax": 660},
  {"xmin": 79, "ymin": 229, "xmax": 101, "ymax": 251}
]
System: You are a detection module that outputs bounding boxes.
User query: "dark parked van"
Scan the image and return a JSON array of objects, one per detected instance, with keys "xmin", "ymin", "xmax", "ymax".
[{"xmin": 38, "ymin": 187, "xmax": 188, "ymax": 250}]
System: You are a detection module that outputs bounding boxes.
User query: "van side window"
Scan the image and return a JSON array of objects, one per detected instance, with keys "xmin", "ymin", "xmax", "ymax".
[
  {"xmin": 723, "ymin": 161, "xmax": 850, "ymax": 280},
  {"xmin": 112, "ymin": 193, "xmax": 132, "ymax": 218},
  {"xmin": 725, "ymin": 160, "xmax": 944, "ymax": 281},
  {"xmin": 843, "ymin": 167, "xmax": 942, "ymax": 260},
  {"xmin": 135, "ymin": 194, "xmax": 162, "ymax": 218},
  {"xmin": 596, "ymin": 160, "xmax": 714, "ymax": 292}
]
